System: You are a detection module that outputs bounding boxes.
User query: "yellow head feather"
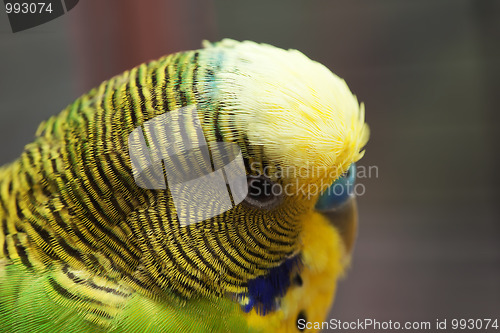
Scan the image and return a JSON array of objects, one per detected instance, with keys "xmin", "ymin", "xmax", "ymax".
[{"xmin": 203, "ymin": 39, "xmax": 369, "ymax": 188}]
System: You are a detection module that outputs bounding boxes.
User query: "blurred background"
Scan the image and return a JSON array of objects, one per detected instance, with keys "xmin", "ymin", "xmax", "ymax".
[{"xmin": 1, "ymin": 0, "xmax": 499, "ymax": 331}]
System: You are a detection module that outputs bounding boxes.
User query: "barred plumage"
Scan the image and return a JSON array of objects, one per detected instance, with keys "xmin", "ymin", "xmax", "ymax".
[
  {"xmin": 0, "ymin": 47, "xmax": 303, "ymax": 301},
  {"xmin": 0, "ymin": 39, "xmax": 368, "ymax": 332}
]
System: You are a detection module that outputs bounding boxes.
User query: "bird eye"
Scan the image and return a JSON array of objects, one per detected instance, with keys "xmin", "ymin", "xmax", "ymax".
[
  {"xmin": 315, "ymin": 163, "xmax": 356, "ymax": 211},
  {"xmin": 243, "ymin": 175, "xmax": 282, "ymax": 209}
]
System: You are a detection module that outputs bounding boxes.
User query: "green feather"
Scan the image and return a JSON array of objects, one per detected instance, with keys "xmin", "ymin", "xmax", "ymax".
[{"xmin": 0, "ymin": 262, "xmax": 247, "ymax": 332}]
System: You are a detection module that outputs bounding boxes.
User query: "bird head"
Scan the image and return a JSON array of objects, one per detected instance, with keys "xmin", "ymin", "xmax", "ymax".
[{"xmin": 136, "ymin": 39, "xmax": 369, "ymax": 296}]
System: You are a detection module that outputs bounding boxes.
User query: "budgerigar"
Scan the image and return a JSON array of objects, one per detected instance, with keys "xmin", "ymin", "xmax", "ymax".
[{"xmin": 0, "ymin": 39, "xmax": 369, "ymax": 332}]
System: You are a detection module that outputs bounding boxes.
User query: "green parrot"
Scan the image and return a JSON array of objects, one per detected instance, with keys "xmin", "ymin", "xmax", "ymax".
[{"xmin": 0, "ymin": 39, "xmax": 369, "ymax": 332}]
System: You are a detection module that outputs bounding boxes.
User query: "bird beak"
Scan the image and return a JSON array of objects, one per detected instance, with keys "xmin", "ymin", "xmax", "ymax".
[{"xmin": 319, "ymin": 196, "xmax": 358, "ymax": 254}]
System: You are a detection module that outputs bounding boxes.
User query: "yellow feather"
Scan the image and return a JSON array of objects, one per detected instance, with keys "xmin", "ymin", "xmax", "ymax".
[
  {"xmin": 203, "ymin": 39, "xmax": 369, "ymax": 187},
  {"xmin": 245, "ymin": 203, "xmax": 353, "ymax": 332}
]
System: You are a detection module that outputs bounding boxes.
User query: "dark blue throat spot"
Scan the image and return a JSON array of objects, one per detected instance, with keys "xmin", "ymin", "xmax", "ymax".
[{"xmin": 238, "ymin": 256, "xmax": 301, "ymax": 315}]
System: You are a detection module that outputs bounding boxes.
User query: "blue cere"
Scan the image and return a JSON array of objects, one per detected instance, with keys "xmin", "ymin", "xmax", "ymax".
[
  {"xmin": 315, "ymin": 163, "xmax": 356, "ymax": 210},
  {"xmin": 240, "ymin": 256, "xmax": 301, "ymax": 315}
]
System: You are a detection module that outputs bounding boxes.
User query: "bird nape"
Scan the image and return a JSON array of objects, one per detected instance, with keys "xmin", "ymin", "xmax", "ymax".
[{"xmin": 0, "ymin": 39, "xmax": 368, "ymax": 333}]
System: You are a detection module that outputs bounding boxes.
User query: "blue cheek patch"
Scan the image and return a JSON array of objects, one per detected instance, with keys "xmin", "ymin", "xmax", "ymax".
[
  {"xmin": 239, "ymin": 256, "xmax": 301, "ymax": 315},
  {"xmin": 315, "ymin": 163, "xmax": 356, "ymax": 210}
]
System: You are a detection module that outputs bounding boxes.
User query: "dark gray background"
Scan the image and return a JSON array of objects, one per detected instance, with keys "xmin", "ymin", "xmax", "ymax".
[{"xmin": 1, "ymin": 1, "xmax": 499, "ymax": 332}]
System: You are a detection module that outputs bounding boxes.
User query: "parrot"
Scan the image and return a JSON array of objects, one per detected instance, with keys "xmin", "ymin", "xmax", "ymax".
[{"xmin": 0, "ymin": 39, "xmax": 369, "ymax": 332}]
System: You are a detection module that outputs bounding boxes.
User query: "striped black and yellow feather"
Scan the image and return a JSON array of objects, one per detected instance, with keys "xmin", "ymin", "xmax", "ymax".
[{"xmin": 0, "ymin": 39, "xmax": 369, "ymax": 332}]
